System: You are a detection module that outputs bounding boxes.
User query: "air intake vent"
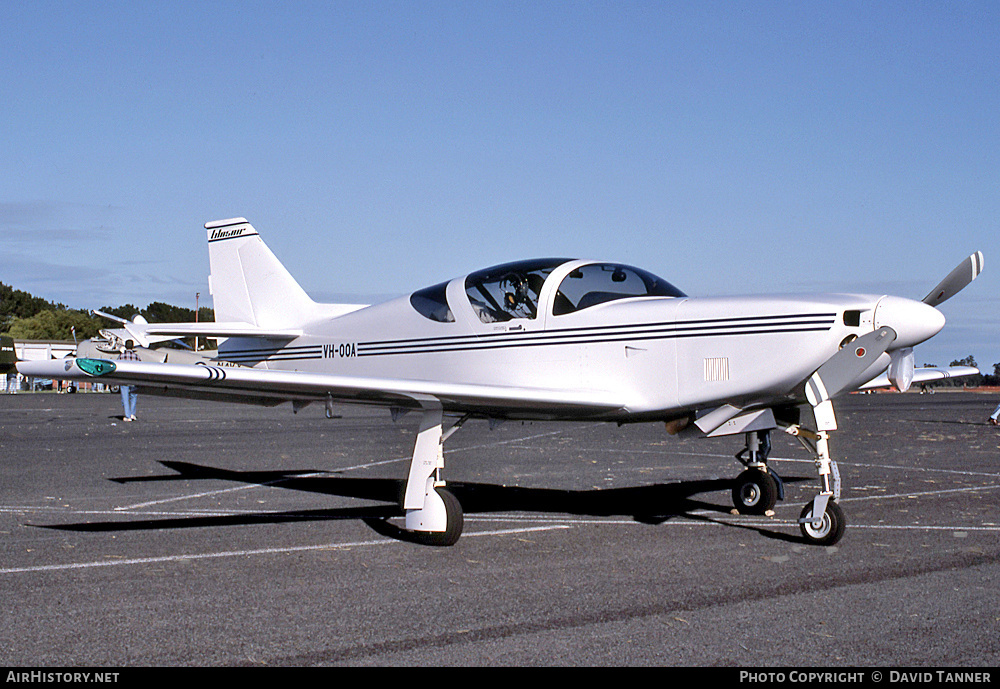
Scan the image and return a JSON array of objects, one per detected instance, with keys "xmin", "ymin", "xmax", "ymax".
[{"xmin": 843, "ymin": 310, "xmax": 862, "ymax": 327}]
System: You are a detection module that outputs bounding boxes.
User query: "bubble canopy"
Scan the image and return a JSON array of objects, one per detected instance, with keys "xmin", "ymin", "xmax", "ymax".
[{"xmin": 410, "ymin": 259, "xmax": 685, "ymax": 323}]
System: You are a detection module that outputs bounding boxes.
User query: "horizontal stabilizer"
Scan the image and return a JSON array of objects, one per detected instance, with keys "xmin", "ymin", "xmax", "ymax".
[{"xmin": 143, "ymin": 322, "xmax": 304, "ymax": 339}]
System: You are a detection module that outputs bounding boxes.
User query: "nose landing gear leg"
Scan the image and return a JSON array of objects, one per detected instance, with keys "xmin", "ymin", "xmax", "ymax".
[{"xmin": 784, "ymin": 406, "xmax": 846, "ymax": 546}]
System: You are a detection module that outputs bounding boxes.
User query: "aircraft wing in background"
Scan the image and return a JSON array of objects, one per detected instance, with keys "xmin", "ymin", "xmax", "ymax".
[{"xmin": 858, "ymin": 365, "xmax": 980, "ymax": 391}]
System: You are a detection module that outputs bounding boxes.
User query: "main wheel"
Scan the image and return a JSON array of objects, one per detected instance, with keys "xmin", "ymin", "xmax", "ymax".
[
  {"xmin": 411, "ymin": 487, "xmax": 464, "ymax": 547},
  {"xmin": 799, "ymin": 500, "xmax": 846, "ymax": 546},
  {"xmin": 732, "ymin": 469, "xmax": 778, "ymax": 515}
]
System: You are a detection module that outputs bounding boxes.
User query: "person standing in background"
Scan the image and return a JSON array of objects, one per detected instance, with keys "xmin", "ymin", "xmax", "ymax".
[{"xmin": 117, "ymin": 340, "xmax": 140, "ymax": 421}]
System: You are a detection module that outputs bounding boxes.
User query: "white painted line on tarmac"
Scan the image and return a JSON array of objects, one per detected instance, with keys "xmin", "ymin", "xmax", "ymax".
[
  {"xmin": 466, "ymin": 513, "xmax": 1000, "ymax": 533},
  {"xmin": 110, "ymin": 426, "xmax": 584, "ymax": 510},
  {"xmin": 0, "ymin": 525, "xmax": 569, "ymax": 576},
  {"xmin": 4, "ymin": 505, "xmax": 997, "ymax": 578},
  {"xmin": 114, "ymin": 470, "xmax": 333, "ymax": 511},
  {"xmin": 842, "ymin": 483, "xmax": 1000, "ymax": 503}
]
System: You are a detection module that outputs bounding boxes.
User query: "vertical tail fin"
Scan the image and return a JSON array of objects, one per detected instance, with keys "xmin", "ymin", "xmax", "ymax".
[{"xmin": 205, "ymin": 218, "xmax": 318, "ymax": 329}]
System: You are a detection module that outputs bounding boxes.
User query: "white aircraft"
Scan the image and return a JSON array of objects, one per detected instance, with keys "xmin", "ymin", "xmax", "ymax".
[
  {"xmin": 76, "ymin": 310, "xmax": 227, "ymax": 366},
  {"xmin": 18, "ymin": 218, "xmax": 984, "ymax": 547}
]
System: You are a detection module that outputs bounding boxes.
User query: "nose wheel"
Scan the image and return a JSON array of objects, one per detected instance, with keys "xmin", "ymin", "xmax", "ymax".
[{"xmin": 799, "ymin": 498, "xmax": 845, "ymax": 545}]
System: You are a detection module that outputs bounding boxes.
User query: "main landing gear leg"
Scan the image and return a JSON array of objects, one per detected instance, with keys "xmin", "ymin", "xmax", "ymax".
[
  {"xmin": 784, "ymin": 408, "xmax": 846, "ymax": 546},
  {"xmin": 402, "ymin": 401, "xmax": 464, "ymax": 546},
  {"xmin": 732, "ymin": 430, "xmax": 784, "ymax": 515}
]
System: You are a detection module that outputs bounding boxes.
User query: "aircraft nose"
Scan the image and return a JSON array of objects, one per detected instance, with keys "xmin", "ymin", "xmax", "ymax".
[{"xmin": 873, "ymin": 296, "xmax": 946, "ymax": 348}]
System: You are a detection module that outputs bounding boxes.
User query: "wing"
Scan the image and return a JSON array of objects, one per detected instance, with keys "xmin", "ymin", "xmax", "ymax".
[
  {"xmin": 858, "ymin": 366, "xmax": 980, "ymax": 391},
  {"xmin": 16, "ymin": 358, "xmax": 627, "ymax": 420}
]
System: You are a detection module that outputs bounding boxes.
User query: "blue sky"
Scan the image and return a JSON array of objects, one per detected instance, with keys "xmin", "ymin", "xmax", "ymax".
[{"xmin": 3, "ymin": 1, "xmax": 997, "ymax": 370}]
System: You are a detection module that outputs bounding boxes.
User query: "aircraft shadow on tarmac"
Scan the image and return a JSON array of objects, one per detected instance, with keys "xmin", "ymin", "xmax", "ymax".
[{"xmin": 38, "ymin": 460, "xmax": 815, "ymax": 545}]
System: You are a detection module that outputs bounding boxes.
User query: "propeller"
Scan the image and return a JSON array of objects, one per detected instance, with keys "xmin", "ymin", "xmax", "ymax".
[
  {"xmin": 803, "ymin": 326, "xmax": 897, "ymax": 431},
  {"xmin": 806, "ymin": 326, "xmax": 897, "ymax": 407},
  {"xmin": 922, "ymin": 251, "xmax": 984, "ymax": 307},
  {"xmin": 880, "ymin": 251, "xmax": 984, "ymax": 392}
]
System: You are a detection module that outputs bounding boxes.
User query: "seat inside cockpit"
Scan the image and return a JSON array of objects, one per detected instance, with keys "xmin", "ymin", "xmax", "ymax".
[{"xmin": 464, "ymin": 259, "xmax": 567, "ymax": 323}]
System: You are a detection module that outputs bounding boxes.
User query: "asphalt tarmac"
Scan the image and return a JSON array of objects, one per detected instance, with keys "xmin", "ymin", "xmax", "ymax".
[{"xmin": 1, "ymin": 390, "xmax": 998, "ymax": 667}]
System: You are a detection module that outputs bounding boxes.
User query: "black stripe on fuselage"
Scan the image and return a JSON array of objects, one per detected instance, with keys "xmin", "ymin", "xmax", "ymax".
[
  {"xmin": 357, "ymin": 316, "xmax": 835, "ymax": 355},
  {"xmin": 357, "ymin": 325, "xmax": 833, "ymax": 357},
  {"xmin": 215, "ymin": 343, "xmax": 322, "ymax": 363},
  {"xmin": 360, "ymin": 312, "xmax": 836, "ymax": 347},
  {"xmin": 215, "ymin": 313, "xmax": 837, "ymax": 363}
]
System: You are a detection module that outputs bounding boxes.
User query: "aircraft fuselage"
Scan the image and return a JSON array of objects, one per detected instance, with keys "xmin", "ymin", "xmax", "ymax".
[{"xmin": 215, "ymin": 273, "xmax": 918, "ymax": 421}]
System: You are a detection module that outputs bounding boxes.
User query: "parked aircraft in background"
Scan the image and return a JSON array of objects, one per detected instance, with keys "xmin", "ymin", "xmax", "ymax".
[
  {"xmin": 18, "ymin": 218, "xmax": 984, "ymax": 547},
  {"xmin": 1, "ymin": 335, "xmax": 17, "ymax": 392},
  {"xmin": 1, "ymin": 334, "xmax": 16, "ymax": 374},
  {"xmin": 77, "ymin": 310, "xmax": 230, "ymax": 366}
]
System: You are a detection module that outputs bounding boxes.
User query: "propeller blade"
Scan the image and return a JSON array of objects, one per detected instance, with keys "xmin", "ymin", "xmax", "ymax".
[
  {"xmin": 806, "ymin": 326, "xmax": 897, "ymax": 406},
  {"xmin": 922, "ymin": 251, "xmax": 984, "ymax": 307}
]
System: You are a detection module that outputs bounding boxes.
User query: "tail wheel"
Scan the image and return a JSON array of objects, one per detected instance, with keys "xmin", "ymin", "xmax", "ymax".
[
  {"xmin": 799, "ymin": 500, "xmax": 846, "ymax": 546},
  {"xmin": 732, "ymin": 469, "xmax": 778, "ymax": 515}
]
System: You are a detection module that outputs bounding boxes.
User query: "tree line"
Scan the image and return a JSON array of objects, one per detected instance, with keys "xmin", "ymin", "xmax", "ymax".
[
  {"xmin": 942, "ymin": 355, "xmax": 1000, "ymax": 388},
  {"xmin": 0, "ymin": 282, "xmax": 213, "ymax": 345}
]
